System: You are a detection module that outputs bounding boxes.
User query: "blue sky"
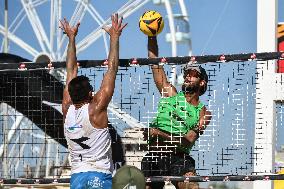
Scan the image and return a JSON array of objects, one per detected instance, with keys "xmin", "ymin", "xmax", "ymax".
[{"xmin": 1, "ymin": 0, "xmax": 279, "ymax": 61}]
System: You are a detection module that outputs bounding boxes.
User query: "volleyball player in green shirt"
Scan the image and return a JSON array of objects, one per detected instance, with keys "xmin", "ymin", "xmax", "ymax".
[{"xmin": 141, "ymin": 36, "xmax": 212, "ymax": 189}]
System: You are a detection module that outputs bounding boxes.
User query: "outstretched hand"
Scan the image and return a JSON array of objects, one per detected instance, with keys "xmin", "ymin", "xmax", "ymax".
[
  {"xmin": 103, "ymin": 13, "xmax": 127, "ymax": 37},
  {"xmin": 59, "ymin": 18, "xmax": 80, "ymax": 38}
]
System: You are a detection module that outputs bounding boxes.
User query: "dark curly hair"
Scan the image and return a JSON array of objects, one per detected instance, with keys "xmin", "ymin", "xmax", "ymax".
[{"xmin": 68, "ymin": 76, "xmax": 93, "ymax": 104}]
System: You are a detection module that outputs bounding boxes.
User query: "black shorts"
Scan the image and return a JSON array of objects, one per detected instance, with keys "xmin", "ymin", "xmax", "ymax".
[
  {"xmin": 141, "ymin": 152, "xmax": 195, "ymax": 177},
  {"xmin": 141, "ymin": 152, "xmax": 196, "ymax": 188}
]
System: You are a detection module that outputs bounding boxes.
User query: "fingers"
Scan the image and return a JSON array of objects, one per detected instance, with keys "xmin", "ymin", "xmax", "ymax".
[
  {"xmin": 116, "ymin": 15, "xmax": 127, "ymax": 32},
  {"xmin": 117, "ymin": 16, "xmax": 123, "ymax": 28},
  {"xmin": 107, "ymin": 13, "xmax": 127, "ymax": 35},
  {"xmin": 59, "ymin": 18, "xmax": 81, "ymax": 36},
  {"xmin": 111, "ymin": 14, "xmax": 115, "ymax": 28},
  {"xmin": 111, "ymin": 13, "xmax": 120, "ymax": 27},
  {"xmin": 59, "ymin": 18, "xmax": 69, "ymax": 31},
  {"xmin": 113, "ymin": 13, "xmax": 118, "ymax": 25},
  {"xmin": 120, "ymin": 23, "xmax": 128, "ymax": 31},
  {"xmin": 75, "ymin": 22, "xmax": 80, "ymax": 31},
  {"xmin": 76, "ymin": 22, "xmax": 80, "ymax": 28},
  {"xmin": 64, "ymin": 17, "xmax": 69, "ymax": 26},
  {"xmin": 59, "ymin": 19, "xmax": 65, "ymax": 30}
]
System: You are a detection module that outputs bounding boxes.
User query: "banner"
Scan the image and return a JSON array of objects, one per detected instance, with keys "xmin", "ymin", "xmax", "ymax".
[{"xmin": 278, "ymin": 23, "xmax": 284, "ymax": 72}]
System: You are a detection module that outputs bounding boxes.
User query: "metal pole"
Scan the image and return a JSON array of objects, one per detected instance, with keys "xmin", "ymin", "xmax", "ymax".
[
  {"xmin": 4, "ymin": 0, "xmax": 8, "ymax": 53},
  {"xmin": 2, "ymin": 103, "xmax": 9, "ymax": 177}
]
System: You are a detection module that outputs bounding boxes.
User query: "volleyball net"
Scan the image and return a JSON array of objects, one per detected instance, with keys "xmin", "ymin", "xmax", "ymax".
[{"xmin": 1, "ymin": 52, "xmax": 284, "ymax": 188}]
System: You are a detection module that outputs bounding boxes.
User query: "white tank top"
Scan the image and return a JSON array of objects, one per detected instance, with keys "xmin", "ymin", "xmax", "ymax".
[{"xmin": 64, "ymin": 104, "xmax": 113, "ymax": 174}]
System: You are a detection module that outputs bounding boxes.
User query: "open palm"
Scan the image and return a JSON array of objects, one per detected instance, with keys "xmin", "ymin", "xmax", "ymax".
[
  {"xmin": 103, "ymin": 13, "xmax": 127, "ymax": 37},
  {"xmin": 59, "ymin": 18, "xmax": 80, "ymax": 38}
]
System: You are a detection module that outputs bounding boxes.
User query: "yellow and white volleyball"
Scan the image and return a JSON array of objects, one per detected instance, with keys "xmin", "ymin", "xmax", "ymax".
[{"xmin": 139, "ymin": 10, "xmax": 164, "ymax": 36}]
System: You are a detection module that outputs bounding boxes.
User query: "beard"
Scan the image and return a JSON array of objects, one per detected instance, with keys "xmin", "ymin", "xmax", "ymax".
[{"xmin": 182, "ymin": 83, "xmax": 199, "ymax": 94}]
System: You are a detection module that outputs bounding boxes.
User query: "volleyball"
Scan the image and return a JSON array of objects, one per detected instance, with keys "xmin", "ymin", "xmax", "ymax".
[{"xmin": 139, "ymin": 10, "xmax": 164, "ymax": 36}]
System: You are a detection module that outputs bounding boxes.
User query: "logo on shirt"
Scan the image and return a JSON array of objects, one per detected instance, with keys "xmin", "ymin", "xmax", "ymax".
[
  {"xmin": 67, "ymin": 124, "xmax": 82, "ymax": 132},
  {"xmin": 71, "ymin": 136, "xmax": 91, "ymax": 149}
]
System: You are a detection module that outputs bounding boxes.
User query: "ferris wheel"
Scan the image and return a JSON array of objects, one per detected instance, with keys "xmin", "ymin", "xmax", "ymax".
[
  {"xmin": 0, "ymin": 0, "xmax": 191, "ymax": 62},
  {"xmin": 0, "ymin": 0, "xmax": 192, "ymax": 178}
]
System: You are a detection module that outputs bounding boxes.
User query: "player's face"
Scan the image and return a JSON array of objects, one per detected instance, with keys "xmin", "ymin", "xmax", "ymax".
[
  {"xmin": 182, "ymin": 70, "xmax": 202, "ymax": 94},
  {"xmin": 183, "ymin": 70, "xmax": 201, "ymax": 85}
]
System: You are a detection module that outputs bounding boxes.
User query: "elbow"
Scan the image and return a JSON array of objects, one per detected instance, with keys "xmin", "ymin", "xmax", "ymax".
[{"xmin": 103, "ymin": 88, "xmax": 114, "ymax": 97}]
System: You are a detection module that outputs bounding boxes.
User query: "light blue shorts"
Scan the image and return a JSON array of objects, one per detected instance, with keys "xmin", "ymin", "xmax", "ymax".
[{"xmin": 70, "ymin": 171, "xmax": 112, "ymax": 189}]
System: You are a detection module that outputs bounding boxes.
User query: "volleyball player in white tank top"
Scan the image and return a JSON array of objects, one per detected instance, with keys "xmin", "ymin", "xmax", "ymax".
[{"xmin": 60, "ymin": 14, "xmax": 127, "ymax": 189}]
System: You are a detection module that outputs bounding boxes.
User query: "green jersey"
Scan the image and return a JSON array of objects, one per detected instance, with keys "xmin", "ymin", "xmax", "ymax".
[{"xmin": 150, "ymin": 92, "xmax": 204, "ymax": 153}]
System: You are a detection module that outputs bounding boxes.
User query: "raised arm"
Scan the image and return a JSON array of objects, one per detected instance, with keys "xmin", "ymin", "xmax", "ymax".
[
  {"xmin": 148, "ymin": 36, "xmax": 177, "ymax": 97},
  {"xmin": 94, "ymin": 14, "xmax": 127, "ymax": 111},
  {"xmin": 59, "ymin": 18, "xmax": 80, "ymax": 119}
]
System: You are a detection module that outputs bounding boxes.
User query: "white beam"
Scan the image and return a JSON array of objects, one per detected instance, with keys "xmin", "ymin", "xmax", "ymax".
[
  {"xmin": 42, "ymin": 100, "xmax": 62, "ymax": 114},
  {"xmin": 86, "ymin": 3, "xmax": 105, "ymax": 24},
  {"xmin": 0, "ymin": 114, "xmax": 24, "ymax": 157},
  {"xmin": 45, "ymin": 140, "xmax": 51, "ymax": 177},
  {"xmin": 56, "ymin": 154, "xmax": 69, "ymax": 178},
  {"xmin": 254, "ymin": 1, "xmax": 277, "ymax": 189},
  {"xmin": 164, "ymin": 0, "xmax": 177, "ymax": 85},
  {"xmin": 35, "ymin": 143, "xmax": 46, "ymax": 178},
  {"xmin": 15, "ymin": 142, "xmax": 27, "ymax": 172},
  {"xmin": 108, "ymin": 103, "xmax": 146, "ymax": 128},
  {"xmin": 178, "ymin": 0, "xmax": 189, "ymax": 22},
  {"xmin": 59, "ymin": 1, "xmax": 87, "ymax": 51},
  {"xmin": 50, "ymin": 0, "xmax": 56, "ymax": 57},
  {"xmin": 102, "ymin": 32, "xmax": 109, "ymax": 58},
  {"xmin": 164, "ymin": 0, "xmax": 177, "ymax": 57},
  {"xmin": 257, "ymin": 1, "xmax": 277, "ymax": 53},
  {"xmin": 120, "ymin": 0, "xmax": 151, "ymax": 18},
  {"xmin": 84, "ymin": 3, "xmax": 110, "ymax": 56},
  {"xmin": 56, "ymin": 0, "xmax": 62, "ymax": 60},
  {"xmin": 42, "ymin": 100, "xmax": 145, "ymax": 128},
  {"xmin": 21, "ymin": 0, "xmax": 51, "ymax": 54},
  {"xmin": 33, "ymin": 0, "xmax": 48, "ymax": 7},
  {"xmin": 8, "ymin": 135, "xmax": 20, "ymax": 160},
  {"xmin": 21, "ymin": 0, "xmax": 46, "ymax": 52},
  {"xmin": 1, "ymin": 9, "xmax": 25, "ymax": 52},
  {"xmin": 9, "ymin": 9, "xmax": 26, "ymax": 33},
  {"xmin": 68, "ymin": 0, "xmax": 150, "ymax": 59},
  {"xmin": 0, "ymin": 25, "xmax": 39, "ymax": 57},
  {"xmin": 177, "ymin": 0, "xmax": 192, "ymax": 56},
  {"xmin": 4, "ymin": 0, "xmax": 8, "ymax": 53}
]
